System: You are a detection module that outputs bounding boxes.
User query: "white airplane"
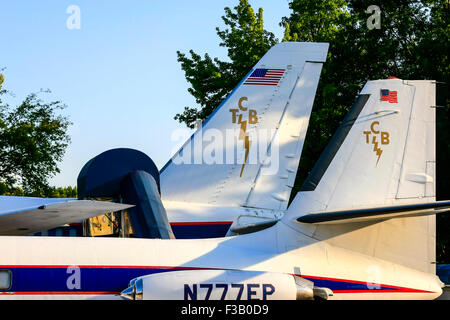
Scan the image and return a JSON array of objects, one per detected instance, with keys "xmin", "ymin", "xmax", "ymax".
[
  {"xmin": 0, "ymin": 42, "xmax": 328, "ymax": 239},
  {"xmin": 0, "ymin": 42, "xmax": 449, "ymax": 300}
]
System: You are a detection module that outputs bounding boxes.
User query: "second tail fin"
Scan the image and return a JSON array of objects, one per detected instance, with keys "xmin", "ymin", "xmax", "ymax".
[{"xmin": 287, "ymin": 79, "xmax": 438, "ymax": 273}]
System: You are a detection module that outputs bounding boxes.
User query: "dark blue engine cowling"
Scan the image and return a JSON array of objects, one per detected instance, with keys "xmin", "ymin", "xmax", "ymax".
[
  {"xmin": 78, "ymin": 148, "xmax": 160, "ymax": 199},
  {"xmin": 77, "ymin": 148, "xmax": 173, "ymax": 239}
]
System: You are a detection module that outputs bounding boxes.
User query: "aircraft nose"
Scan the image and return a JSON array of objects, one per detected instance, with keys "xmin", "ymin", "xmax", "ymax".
[
  {"xmin": 120, "ymin": 285, "xmax": 135, "ymax": 300},
  {"xmin": 120, "ymin": 278, "xmax": 143, "ymax": 300}
]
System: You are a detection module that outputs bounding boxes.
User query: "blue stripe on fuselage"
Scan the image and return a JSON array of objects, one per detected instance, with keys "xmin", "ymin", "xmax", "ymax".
[
  {"xmin": 1, "ymin": 266, "xmax": 406, "ymax": 294},
  {"xmin": 31, "ymin": 223, "xmax": 230, "ymax": 239},
  {"xmin": 6, "ymin": 267, "xmax": 179, "ymax": 293}
]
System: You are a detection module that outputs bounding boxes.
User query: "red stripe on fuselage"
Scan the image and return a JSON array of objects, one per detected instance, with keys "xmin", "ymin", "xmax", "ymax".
[{"xmin": 300, "ymin": 274, "xmax": 433, "ymax": 293}]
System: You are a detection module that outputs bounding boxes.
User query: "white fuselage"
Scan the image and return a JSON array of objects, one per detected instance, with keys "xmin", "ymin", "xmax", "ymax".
[{"xmin": 0, "ymin": 218, "xmax": 442, "ymax": 300}]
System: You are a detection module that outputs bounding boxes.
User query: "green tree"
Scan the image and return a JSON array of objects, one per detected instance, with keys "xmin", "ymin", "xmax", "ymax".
[
  {"xmin": 0, "ymin": 72, "xmax": 5, "ymax": 104},
  {"xmin": 0, "ymin": 75, "xmax": 72, "ymax": 193},
  {"xmin": 0, "ymin": 182, "xmax": 77, "ymax": 198},
  {"xmin": 0, "ymin": 181, "xmax": 25, "ymax": 196},
  {"xmin": 281, "ymin": 0, "xmax": 350, "ymax": 42},
  {"xmin": 174, "ymin": 0, "xmax": 277, "ymax": 128}
]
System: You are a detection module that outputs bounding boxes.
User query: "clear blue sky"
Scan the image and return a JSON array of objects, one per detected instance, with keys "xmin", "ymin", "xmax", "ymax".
[{"xmin": 0, "ymin": 0, "xmax": 291, "ymax": 187}]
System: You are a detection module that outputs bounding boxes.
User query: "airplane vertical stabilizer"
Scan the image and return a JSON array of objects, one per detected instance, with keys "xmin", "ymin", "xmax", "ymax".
[
  {"xmin": 161, "ymin": 42, "xmax": 328, "ymax": 211},
  {"xmin": 286, "ymin": 80, "xmax": 437, "ymax": 273}
]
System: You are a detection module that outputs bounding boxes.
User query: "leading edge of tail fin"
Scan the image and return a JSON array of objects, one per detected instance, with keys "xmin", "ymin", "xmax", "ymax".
[
  {"xmin": 287, "ymin": 79, "xmax": 437, "ymax": 273},
  {"xmin": 161, "ymin": 42, "xmax": 329, "ymax": 210}
]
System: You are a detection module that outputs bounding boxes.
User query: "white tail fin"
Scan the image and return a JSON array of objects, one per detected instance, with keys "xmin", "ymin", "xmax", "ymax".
[
  {"xmin": 161, "ymin": 42, "xmax": 328, "ymax": 210},
  {"xmin": 287, "ymin": 79, "xmax": 437, "ymax": 273}
]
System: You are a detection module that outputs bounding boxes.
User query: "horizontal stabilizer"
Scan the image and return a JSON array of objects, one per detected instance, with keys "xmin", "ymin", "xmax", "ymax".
[
  {"xmin": 0, "ymin": 196, "xmax": 134, "ymax": 235},
  {"xmin": 297, "ymin": 201, "xmax": 450, "ymax": 224}
]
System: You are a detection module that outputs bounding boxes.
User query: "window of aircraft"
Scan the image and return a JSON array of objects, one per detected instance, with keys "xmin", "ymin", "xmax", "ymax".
[{"xmin": 0, "ymin": 270, "xmax": 11, "ymax": 290}]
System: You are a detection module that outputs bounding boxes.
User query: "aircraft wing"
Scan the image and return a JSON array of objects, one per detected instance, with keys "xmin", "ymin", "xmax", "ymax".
[
  {"xmin": 0, "ymin": 196, "xmax": 134, "ymax": 235},
  {"xmin": 297, "ymin": 201, "xmax": 450, "ymax": 225}
]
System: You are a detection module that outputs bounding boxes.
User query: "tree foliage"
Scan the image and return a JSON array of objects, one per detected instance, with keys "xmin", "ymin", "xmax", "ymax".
[
  {"xmin": 0, "ymin": 74, "xmax": 72, "ymax": 193},
  {"xmin": 281, "ymin": 0, "xmax": 350, "ymax": 42},
  {"xmin": 0, "ymin": 182, "xmax": 77, "ymax": 198},
  {"xmin": 174, "ymin": 0, "xmax": 277, "ymax": 128}
]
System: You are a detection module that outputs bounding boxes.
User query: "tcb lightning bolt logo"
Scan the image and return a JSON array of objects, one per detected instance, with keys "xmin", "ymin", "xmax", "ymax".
[
  {"xmin": 363, "ymin": 121, "xmax": 390, "ymax": 165},
  {"xmin": 229, "ymin": 97, "xmax": 258, "ymax": 177},
  {"xmin": 372, "ymin": 135, "xmax": 383, "ymax": 163}
]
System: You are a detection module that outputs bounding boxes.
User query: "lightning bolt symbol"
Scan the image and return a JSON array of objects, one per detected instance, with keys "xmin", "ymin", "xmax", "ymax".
[
  {"xmin": 238, "ymin": 116, "xmax": 251, "ymax": 177},
  {"xmin": 372, "ymin": 136, "xmax": 383, "ymax": 165}
]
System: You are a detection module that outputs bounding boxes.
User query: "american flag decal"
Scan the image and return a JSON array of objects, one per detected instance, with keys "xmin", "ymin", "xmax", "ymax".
[
  {"xmin": 243, "ymin": 68, "xmax": 285, "ymax": 86},
  {"xmin": 380, "ymin": 89, "xmax": 398, "ymax": 103}
]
